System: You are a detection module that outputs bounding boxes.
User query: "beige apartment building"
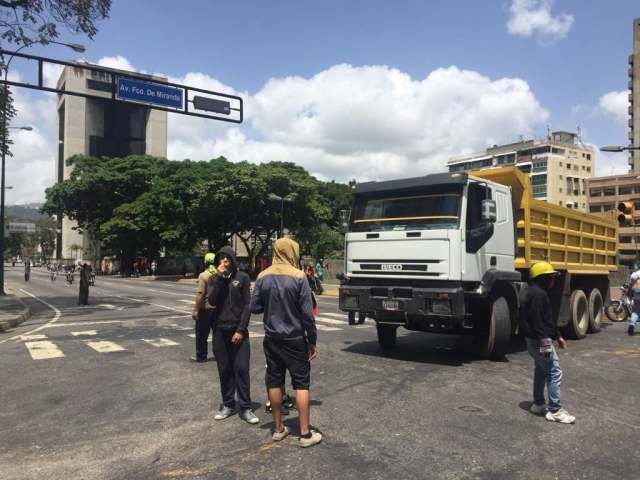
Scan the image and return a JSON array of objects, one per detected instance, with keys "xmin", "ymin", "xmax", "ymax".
[
  {"xmin": 55, "ymin": 63, "xmax": 168, "ymax": 260},
  {"xmin": 587, "ymin": 173, "xmax": 640, "ymax": 267},
  {"xmin": 447, "ymin": 131, "xmax": 595, "ymax": 211},
  {"xmin": 629, "ymin": 17, "xmax": 640, "ymax": 172}
]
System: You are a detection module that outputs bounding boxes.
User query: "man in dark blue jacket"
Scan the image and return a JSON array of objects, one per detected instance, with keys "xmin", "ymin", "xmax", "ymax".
[
  {"xmin": 251, "ymin": 238, "xmax": 321, "ymax": 448},
  {"xmin": 207, "ymin": 246, "xmax": 258, "ymax": 425}
]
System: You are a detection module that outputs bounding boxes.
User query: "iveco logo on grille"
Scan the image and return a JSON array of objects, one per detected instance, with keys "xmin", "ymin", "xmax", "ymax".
[{"xmin": 381, "ymin": 263, "xmax": 403, "ymax": 271}]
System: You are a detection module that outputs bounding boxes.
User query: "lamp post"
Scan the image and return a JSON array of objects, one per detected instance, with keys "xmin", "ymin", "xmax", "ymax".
[
  {"xmin": 0, "ymin": 41, "xmax": 84, "ymax": 295},
  {"xmin": 268, "ymin": 193, "xmax": 294, "ymax": 238},
  {"xmin": 600, "ymin": 145, "xmax": 640, "ymax": 152}
]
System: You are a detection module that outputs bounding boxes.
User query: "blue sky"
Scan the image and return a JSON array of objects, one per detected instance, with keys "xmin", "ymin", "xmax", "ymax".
[{"xmin": 7, "ymin": 0, "xmax": 640, "ymax": 203}]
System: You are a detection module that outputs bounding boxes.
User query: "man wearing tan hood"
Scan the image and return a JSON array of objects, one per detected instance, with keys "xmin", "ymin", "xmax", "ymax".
[{"xmin": 251, "ymin": 237, "xmax": 321, "ymax": 448}]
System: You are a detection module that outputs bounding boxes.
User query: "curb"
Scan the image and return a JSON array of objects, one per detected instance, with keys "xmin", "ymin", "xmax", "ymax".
[{"xmin": 0, "ymin": 292, "xmax": 31, "ymax": 332}]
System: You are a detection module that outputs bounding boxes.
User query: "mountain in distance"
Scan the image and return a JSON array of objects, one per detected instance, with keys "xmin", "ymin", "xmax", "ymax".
[{"xmin": 5, "ymin": 203, "xmax": 46, "ymax": 222}]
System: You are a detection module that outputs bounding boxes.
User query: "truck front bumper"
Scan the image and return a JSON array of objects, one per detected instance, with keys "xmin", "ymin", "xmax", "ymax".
[{"xmin": 339, "ymin": 283, "xmax": 471, "ymax": 332}]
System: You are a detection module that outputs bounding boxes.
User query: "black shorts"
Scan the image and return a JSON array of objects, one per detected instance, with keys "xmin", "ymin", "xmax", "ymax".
[{"xmin": 263, "ymin": 336, "xmax": 311, "ymax": 390}]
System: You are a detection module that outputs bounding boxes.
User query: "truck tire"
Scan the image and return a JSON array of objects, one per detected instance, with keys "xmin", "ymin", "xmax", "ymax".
[
  {"xmin": 564, "ymin": 289, "xmax": 588, "ymax": 339},
  {"xmin": 482, "ymin": 297, "xmax": 511, "ymax": 360},
  {"xmin": 357, "ymin": 312, "xmax": 366, "ymax": 324},
  {"xmin": 348, "ymin": 311, "xmax": 356, "ymax": 325},
  {"xmin": 376, "ymin": 325, "xmax": 397, "ymax": 349},
  {"xmin": 587, "ymin": 288, "xmax": 603, "ymax": 334}
]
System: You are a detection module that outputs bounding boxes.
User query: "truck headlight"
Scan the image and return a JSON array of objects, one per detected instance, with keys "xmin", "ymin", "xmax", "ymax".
[
  {"xmin": 430, "ymin": 299, "xmax": 451, "ymax": 315},
  {"xmin": 341, "ymin": 295, "xmax": 359, "ymax": 309}
]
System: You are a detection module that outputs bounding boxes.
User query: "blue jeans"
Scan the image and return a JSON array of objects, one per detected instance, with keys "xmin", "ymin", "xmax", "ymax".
[
  {"xmin": 630, "ymin": 312, "xmax": 638, "ymax": 328},
  {"xmin": 526, "ymin": 338, "xmax": 563, "ymax": 413}
]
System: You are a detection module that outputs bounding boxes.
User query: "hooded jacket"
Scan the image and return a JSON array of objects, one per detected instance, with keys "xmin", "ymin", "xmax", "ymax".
[
  {"xmin": 206, "ymin": 246, "xmax": 252, "ymax": 333},
  {"xmin": 250, "ymin": 238, "xmax": 317, "ymax": 345},
  {"xmin": 519, "ymin": 279, "xmax": 558, "ymax": 340}
]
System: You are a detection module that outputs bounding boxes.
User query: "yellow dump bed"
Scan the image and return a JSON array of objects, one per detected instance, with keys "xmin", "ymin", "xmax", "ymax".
[{"xmin": 471, "ymin": 167, "xmax": 617, "ymax": 274}]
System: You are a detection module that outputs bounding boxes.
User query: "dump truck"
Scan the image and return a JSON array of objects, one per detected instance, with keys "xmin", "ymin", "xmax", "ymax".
[{"xmin": 338, "ymin": 166, "xmax": 618, "ymax": 359}]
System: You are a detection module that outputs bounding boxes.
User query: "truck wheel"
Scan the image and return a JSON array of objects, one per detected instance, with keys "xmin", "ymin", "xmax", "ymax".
[
  {"xmin": 587, "ymin": 289, "xmax": 603, "ymax": 334},
  {"xmin": 376, "ymin": 325, "xmax": 397, "ymax": 349},
  {"xmin": 348, "ymin": 311, "xmax": 356, "ymax": 325},
  {"xmin": 482, "ymin": 297, "xmax": 511, "ymax": 360},
  {"xmin": 564, "ymin": 289, "xmax": 588, "ymax": 339}
]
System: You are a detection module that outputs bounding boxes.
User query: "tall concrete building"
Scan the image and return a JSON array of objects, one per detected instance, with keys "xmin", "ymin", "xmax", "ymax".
[
  {"xmin": 55, "ymin": 63, "xmax": 168, "ymax": 260},
  {"xmin": 630, "ymin": 17, "xmax": 640, "ymax": 172},
  {"xmin": 447, "ymin": 131, "xmax": 595, "ymax": 211}
]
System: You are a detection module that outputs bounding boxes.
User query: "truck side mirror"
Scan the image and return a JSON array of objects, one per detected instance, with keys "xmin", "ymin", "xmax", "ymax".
[
  {"xmin": 481, "ymin": 199, "xmax": 497, "ymax": 223},
  {"xmin": 339, "ymin": 209, "xmax": 350, "ymax": 232}
]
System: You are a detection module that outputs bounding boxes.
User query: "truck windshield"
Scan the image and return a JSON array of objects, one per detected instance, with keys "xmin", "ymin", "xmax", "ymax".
[{"xmin": 350, "ymin": 188, "xmax": 461, "ymax": 232}]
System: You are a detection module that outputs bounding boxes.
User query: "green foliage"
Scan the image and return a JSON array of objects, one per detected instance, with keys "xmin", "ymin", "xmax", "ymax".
[{"xmin": 35, "ymin": 216, "xmax": 56, "ymax": 260}]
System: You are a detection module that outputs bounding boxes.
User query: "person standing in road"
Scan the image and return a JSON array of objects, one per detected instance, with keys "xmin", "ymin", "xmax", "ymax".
[
  {"xmin": 251, "ymin": 238, "xmax": 322, "ymax": 448},
  {"xmin": 207, "ymin": 246, "xmax": 258, "ymax": 425},
  {"xmin": 151, "ymin": 260, "xmax": 158, "ymax": 277},
  {"xmin": 519, "ymin": 261, "xmax": 575, "ymax": 424},
  {"xmin": 625, "ymin": 268, "xmax": 640, "ymax": 336},
  {"xmin": 24, "ymin": 259, "xmax": 30, "ymax": 282},
  {"xmin": 78, "ymin": 261, "xmax": 91, "ymax": 305},
  {"xmin": 191, "ymin": 253, "xmax": 217, "ymax": 363}
]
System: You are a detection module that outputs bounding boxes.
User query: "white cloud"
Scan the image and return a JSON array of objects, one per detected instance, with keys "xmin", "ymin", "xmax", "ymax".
[
  {"xmin": 507, "ymin": 0, "xmax": 574, "ymax": 43},
  {"xmin": 596, "ymin": 151, "xmax": 630, "ymax": 176},
  {"xmin": 96, "ymin": 55, "xmax": 137, "ymax": 72},
  {"xmin": 599, "ymin": 90, "xmax": 629, "ymax": 124}
]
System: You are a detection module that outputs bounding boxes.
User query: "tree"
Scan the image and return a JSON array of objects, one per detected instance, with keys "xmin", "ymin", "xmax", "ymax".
[{"xmin": 35, "ymin": 216, "xmax": 56, "ymax": 261}]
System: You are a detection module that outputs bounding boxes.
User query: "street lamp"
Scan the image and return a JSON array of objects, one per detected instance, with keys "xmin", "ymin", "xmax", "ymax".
[
  {"xmin": 0, "ymin": 41, "xmax": 84, "ymax": 295},
  {"xmin": 268, "ymin": 193, "xmax": 294, "ymax": 238},
  {"xmin": 600, "ymin": 145, "xmax": 640, "ymax": 152}
]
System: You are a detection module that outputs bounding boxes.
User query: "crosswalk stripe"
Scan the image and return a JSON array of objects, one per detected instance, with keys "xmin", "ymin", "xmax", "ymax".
[
  {"xmin": 178, "ymin": 299, "xmax": 193, "ymax": 304},
  {"xmin": 85, "ymin": 341, "xmax": 126, "ymax": 353},
  {"xmin": 142, "ymin": 338, "xmax": 179, "ymax": 347},
  {"xmin": 316, "ymin": 324, "xmax": 342, "ymax": 332},
  {"xmin": 18, "ymin": 334, "xmax": 47, "ymax": 341},
  {"xmin": 320, "ymin": 312, "xmax": 347, "ymax": 319},
  {"xmin": 71, "ymin": 330, "xmax": 97, "ymax": 336},
  {"xmin": 249, "ymin": 331, "xmax": 265, "ymax": 338},
  {"xmin": 24, "ymin": 341, "xmax": 65, "ymax": 360},
  {"xmin": 315, "ymin": 316, "xmax": 346, "ymax": 325},
  {"xmin": 186, "ymin": 333, "xmax": 212, "ymax": 340},
  {"xmin": 169, "ymin": 323, "xmax": 192, "ymax": 331}
]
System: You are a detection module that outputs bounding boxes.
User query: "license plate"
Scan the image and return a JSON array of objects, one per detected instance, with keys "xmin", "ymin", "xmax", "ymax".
[{"xmin": 382, "ymin": 299, "xmax": 400, "ymax": 311}]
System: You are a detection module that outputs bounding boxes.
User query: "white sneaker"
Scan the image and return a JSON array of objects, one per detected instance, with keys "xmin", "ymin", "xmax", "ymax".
[
  {"xmin": 545, "ymin": 409, "xmax": 575, "ymax": 424},
  {"xmin": 530, "ymin": 403, "xmax": 548, "ymax": 415}
]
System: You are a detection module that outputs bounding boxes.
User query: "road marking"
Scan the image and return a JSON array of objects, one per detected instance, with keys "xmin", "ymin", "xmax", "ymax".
[
  {"xmin": 166, "ymin": 315, "xmax": 191, "ymax": 320},
  {"xmin": 71, "ymin": 330, "xmax": 98, "ymax": 336},
  {"xmin": 315, "ymin": 316, "xmax": 346, "ymax": 325},
  {"xmin": 178, "ymin": 299, "xmax": 194, "ymax": 304},
  {"xmin": 143, "ymin": 338, "xmax": 179, "ymax": 347},
  {"xmin": 316, "ymin": 324, "xmax": 342, "ymax": 332},
  {"xmin": 85, "ymin": 340, "xmax": 126, "ymax": 353},
  {"xmin": 186, "ymin": 333, "xmax": 213, "ymax": 340},
  {"xmin": 18, "ymin": 334, "xmax": 48, "ymax": 341},
  {"xmin": 169, "ymin": 323, "xmax": 193, "ymax": 331},
  {"xmin": 187, "ymin": 333, "xmax": 195, "ymax": 338},
  {"xmin": 320, "ymin": 312, "xmax": 347, "ymax": 319},
  {"xmin": 24, "ymin": 341, "xmax": 65, "ymax": 360},
  {"xmin": 249, "ymin": 331, "xmax": 265, "ymax": 338},
  {"xmin": 117, "ymin": 295, "xmax": 191, "ymax": 315},
  {"xmin": 0, "ymin": 288, "xmax": 62, "ymax": 345},
  {"xmin": 95, "ymin": 304, "xmax": 126, "ymax": 311},
  {"xmin": 46, "ymin": 320, "xmax": 122, "ymax": 328}
]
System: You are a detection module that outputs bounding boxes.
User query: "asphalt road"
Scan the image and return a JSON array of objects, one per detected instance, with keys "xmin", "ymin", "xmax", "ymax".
[{"xmin": 2, "ymin": 265, "xmax": 640, "ymax": 480}]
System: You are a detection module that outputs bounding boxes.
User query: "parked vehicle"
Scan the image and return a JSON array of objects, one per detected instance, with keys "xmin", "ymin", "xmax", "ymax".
[
  {"xmin": 605, "ymin": 284, "xmax": 632, "ymax": 323},
  {"xmin": 338, "ymin": 167, "xmax": 617, "ymax": 359}
]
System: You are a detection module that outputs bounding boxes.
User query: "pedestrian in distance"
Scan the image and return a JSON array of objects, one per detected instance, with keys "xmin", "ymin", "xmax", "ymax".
[
  {"xmin": 519, "ymin": 261, "xmax": 575, "ymax": 424},
  {"xmin": 24, "ymin": 259, "xmax": 30, "ymax": 282},
  {"xmin": 191, "ymin": 253, "xmax": 217, "ymax": 363},
  {"xmin": 625, "ymin": 267, "xmax": 640, "ymax": 336},
  {"xmin": 151, "ymin": 260, "xmax": 158, "ymax": 277},
  {"xmin": 207, "ymin": 246, "xmax": 259, "ymax": 425},
  {"xmin": 251, "ymin": 237, "xmax": 322, "ymax": 448},
  {"xmin": 78, "ymin": 261, "xmax": 91, "ymax": 305}
]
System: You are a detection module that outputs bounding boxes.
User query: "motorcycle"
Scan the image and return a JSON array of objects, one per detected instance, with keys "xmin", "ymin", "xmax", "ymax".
[
  {"xmin": 605, "ymin": 284, "xmax": 632, "ymax": 322},
  {"xmin": 66, "ymin": 270, "xmax": 74, "ymax": 285},
  {"xmin": 306, "ymin": 271, "xmax": 324, "ymax": 295}
]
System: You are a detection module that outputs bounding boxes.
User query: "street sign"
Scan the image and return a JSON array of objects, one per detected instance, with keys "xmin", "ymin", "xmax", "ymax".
[
  {"xmin": 116, "ymin": 77, "xmax": 183, "ymax": 109},
  {"xmin": 193, "ymin": 96, "xmax": 230, "ymax": 115},
  {"xmin": 8, "ymin": 222, "xmax": 36, "ymax": 234}
]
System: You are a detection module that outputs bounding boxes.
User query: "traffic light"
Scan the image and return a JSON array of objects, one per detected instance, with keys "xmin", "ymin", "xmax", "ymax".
[{"xmin": 617, "ymin": 201, "xmax": 634, "ymax": 226}]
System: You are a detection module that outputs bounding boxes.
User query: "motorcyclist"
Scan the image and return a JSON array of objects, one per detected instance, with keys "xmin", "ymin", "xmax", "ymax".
[{"xmin": 626, "ymin": 268, "xmax": 640, "ymax": 336}]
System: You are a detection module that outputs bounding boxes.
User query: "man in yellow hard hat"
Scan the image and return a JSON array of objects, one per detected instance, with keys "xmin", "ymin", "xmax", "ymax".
[
  {"xmin": 519, "ymin": 261, "xmax": 575, "ymax": 424},
  {"xmin": 191, "ymin": 253, "xmax": 217, "ymax": 362}
]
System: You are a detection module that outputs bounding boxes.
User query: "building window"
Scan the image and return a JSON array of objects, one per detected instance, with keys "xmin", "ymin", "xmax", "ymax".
[
  {"xmin": 589, "ymin": 205, "xmax": 601, "ymax": 213},
  {"xmin": 603, "ymin": 187, "xmax": 615, "ymax": 196},
  {"xmin": 531, "ymin": 174, "xmax": 547, "ymax": 198},
  {"xmin": 566, "ymin": 163, "xmax": 571, "ymax": 169},
  {"xmin": 532, "ymin": 160, "xmax": 547, "ymax": 172},
  {"xmin": 559, "ymin": 162, "xmax": 563, "ymax": 167},
  {"xmin": 587, "ymin": 154, "xmax": 591, "ymax": 160},
  {"xmin": 602, "ymin": 204, "xmax": 615, "ymax": 212},
  {"xmin": 586, "ymin": 166, "xmax": 591, "ymax": 172},
  {"xmin": 574, "ymin": 165, "xmax": 579, "ymax": 171},
  {"xmin": 619, "ymin": 186, "xmax": 633, "ymax": 195},
  {"xmin": 552, "ymin": 147, "xmax": 565, "ymax": 155},
  {"xmin": 620, "ymin": 236, "xmax": 632, "ymax": 243},
  {"xmin": 559, "ymin": 175, "xmax": 563, "ymax": 179},
  {"xmin": 589, "ymin": 188, "xmax": 602, "ymax": 196},
  {"xmin": 559, "ymin": 188, "xmax": 563, "ymax": 193}
]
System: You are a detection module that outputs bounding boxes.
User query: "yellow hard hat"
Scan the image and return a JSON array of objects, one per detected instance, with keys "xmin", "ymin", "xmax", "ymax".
[
  {"xmin": 204, "ymin": 253, "xmax": 215, "ymax": 264},
  {"xmin": 529, "ymin": 261, "xmax": 557, "ymax": 279}
]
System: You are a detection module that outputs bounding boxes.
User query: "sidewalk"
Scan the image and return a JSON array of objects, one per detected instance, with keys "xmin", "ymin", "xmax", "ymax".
[{"xmin": 0, "ymin": 288, "xmax": 30, "ymax": 332}]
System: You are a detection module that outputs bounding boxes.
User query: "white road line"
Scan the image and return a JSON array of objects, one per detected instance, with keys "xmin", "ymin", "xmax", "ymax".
[
  {"xmin": 46, "ymin": 320, "xmax": 122, "ymax": 328},
  {"xmin": 320, "ymin": 312, "xmax": 347, "ymax": 319},
  {"xmin": 24, "ymin": 341, "xmax": 65, "ymax": 360},
  {"xmin": 18, "ymin": 334, "xmax": 48, "ymax": 341},
  {"xmin": 85, "ymin": 340, "xmax": 126, "ymax": 353},
  {"xmin": 316, "ymin": 325, "xmax": 342, "ymax": 332},
  {"xmin": 166, "ymin": 315, "xmax": 191, "ymax": 320},
  {"xmin": 178, "ymin": 299, "xmax": 193, "ymax": 304},
  {"xmin": 0, "ymin": 288, "xmax": 62, "ymax": 345},
  {"xmin": 169, "ymin": 323, "xmax": 193, "ymax": 331},
  {"xmin": 315, "ymin": 317, "xmax": 346, "ymax": 325},
  {"xmin": 142, "ymin": 338, "xmax": 179, "ymax": 347},
  {"xmin": 187, "ymin": 333, "xmax": 195, "ymax": 338},
  {"xmin": 249, "ymin": 331, "xmax": 265, "ymax": 338},
  {"xmin": 71, "ymin": 330, "xmax": 98, "ymax": 336},
  {"xmin": 118, "ymin": 296, "xmax": 191, "ymax": 315}
]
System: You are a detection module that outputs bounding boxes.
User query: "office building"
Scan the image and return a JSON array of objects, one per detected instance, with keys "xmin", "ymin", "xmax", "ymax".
[
  {"xmin": 447, "ymin": 131, "xmax": 595, "ymax": 211},
  {"xmin": 629, "ymin": 17, "xmax": 640, "ymax": 172},
  {"xmin": 55, "ymin": 63, "xmax": 168, "ymax": 260}
]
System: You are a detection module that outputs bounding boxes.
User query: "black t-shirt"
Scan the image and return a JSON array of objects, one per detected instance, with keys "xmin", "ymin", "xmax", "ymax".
[{"xmin": 519, "ymin": 282, "xmax": 557, "ymax": 340}]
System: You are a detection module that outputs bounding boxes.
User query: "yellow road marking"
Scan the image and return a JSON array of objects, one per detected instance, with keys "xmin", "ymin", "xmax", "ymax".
[{"xmin": 24, "ymin": 341, "xmax": 65, "ymax": 360}]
